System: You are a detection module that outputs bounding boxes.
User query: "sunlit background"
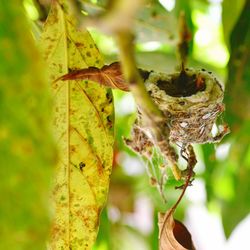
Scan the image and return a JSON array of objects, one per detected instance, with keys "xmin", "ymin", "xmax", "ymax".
[{"xmin": 23, "ymin": 0, "xmax": 250, "ymax": 249}]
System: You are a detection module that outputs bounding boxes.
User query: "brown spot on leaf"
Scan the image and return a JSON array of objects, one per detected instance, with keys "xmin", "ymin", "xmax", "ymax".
[{"xmin": 75, "ymin": 42, "xmax": 83, "ymax": 47}]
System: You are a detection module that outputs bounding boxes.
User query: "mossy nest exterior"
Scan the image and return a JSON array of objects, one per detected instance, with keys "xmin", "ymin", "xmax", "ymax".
[{"xmin": 145, "ymin": 69, "xmax": 227, "ymax": 144}]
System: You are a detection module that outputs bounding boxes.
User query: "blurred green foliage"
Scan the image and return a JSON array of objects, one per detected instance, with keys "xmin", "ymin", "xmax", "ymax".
[
  {"xmin": 0, "ymin": 1, "xmax": 56, "ymax": 249},
  {"xmin": 223, "ymin": 0, "xmax": 250, "ymax": 236},
  {"xmin": 1, "ymin": 0, "xmax": 250, "ymax": 249}
]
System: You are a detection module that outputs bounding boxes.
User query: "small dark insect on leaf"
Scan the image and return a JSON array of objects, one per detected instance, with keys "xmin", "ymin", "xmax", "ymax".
[
  {"xmin": 79, "ymin": 162, "xmax": 85, "ymax": 171},
  {"xmin": 55, "ymin": 62, "xmax": 129, "ymax": 91}
]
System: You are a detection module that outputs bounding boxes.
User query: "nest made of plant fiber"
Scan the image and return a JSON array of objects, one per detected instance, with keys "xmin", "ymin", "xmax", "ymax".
[{"xmin": 145, "ymin": 68, "xmax": 225, "ymax": 144}]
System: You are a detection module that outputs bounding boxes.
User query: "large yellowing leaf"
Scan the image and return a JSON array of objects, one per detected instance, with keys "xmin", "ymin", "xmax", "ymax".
[
  {"xmin": 40, "ymin": 1, "xmax": 114, "ymax": 249},
  {"xmin": 0, "ymin": 1, "xmax": 56, "ymax": 249}
]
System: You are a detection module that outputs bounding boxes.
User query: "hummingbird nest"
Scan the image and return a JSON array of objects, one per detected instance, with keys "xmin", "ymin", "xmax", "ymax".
[{"xmin": 144, "ymin": 68, "xmax": 229, "ymax": 145}]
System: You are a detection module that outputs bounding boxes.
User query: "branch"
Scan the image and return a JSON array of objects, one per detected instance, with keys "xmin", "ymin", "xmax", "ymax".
[{"xmin": 116, "ymin": 31, "xmax": 181, "ymax": 180}]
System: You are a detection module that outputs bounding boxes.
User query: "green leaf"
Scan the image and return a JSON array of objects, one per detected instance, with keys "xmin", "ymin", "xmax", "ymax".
[
  {"xmin": 222, "ymin": 0, "xmax": 250, "ymax": 237},
  {"xmin": 40, "ymin": 1, "xmax": 114, "ymax": 249},
  {"xmin": 221, "ymin": 125, "xmax": 250, "ymax": 237},
  {"xmin": 222, "ymin": 0, "xmax": 246, "ymax": 48},
  {"xmin": 225, "ymin": 0, "xmax": 250, "ymax": 125},
  {"xmin": 135, "ymin": 1, "xmax": 177, "ymax": 44},
  {"xmin": 0, "ymin": 1, "xmax": 55, "ymax": 249},
  {"xmin": 202, "ymin": 144, "xmax": 216, "ymax": 202}
]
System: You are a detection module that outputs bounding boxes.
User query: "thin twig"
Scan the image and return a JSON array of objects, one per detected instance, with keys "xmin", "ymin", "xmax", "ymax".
[
  {"xmin": 177, "ymin": 11, "xmax": 191, "ymax": 70},
  {"xmin": 159, "ymin": 144, "xmax": 196, "ymax": 239}
]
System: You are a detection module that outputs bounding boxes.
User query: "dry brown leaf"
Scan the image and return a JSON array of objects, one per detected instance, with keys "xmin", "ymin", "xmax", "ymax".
[
  {"xmin": 159, "ymin": 210, "xmax": 195, "ymax": 250},
  {"xmin": 57, "ymin": 62, "xmax": 129, "ymax": 91}
]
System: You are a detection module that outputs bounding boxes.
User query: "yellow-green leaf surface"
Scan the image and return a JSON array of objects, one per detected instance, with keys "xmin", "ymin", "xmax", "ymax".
[
  {"xmin": 0, "ymin": 1, "xmax": 56, "ymax": 249},
  {"xmin": 40, "ymin": 1, "xmax": 114, "ymax": 249}
]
